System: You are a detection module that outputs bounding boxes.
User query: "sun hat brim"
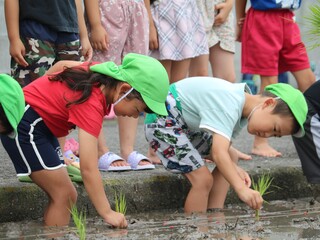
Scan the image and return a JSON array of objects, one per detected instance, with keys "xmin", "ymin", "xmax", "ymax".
[{"xmin": 142, "ymin": 95, "xmax": 168, "ymax": 116}]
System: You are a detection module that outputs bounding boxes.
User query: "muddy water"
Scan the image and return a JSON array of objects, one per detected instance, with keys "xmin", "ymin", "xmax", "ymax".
[{"xmin": 0, "ymin": 198, "xmax": 319, "ymax": 239}]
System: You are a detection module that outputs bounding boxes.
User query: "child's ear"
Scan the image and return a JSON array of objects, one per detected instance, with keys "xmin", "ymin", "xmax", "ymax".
[
  {"xmin": 119, "ymin": 83, "xmax": 132, "ymax": 93},
  {"xmin": 262, "ymin": 98, "xmax": 277, "ymax": 109}
]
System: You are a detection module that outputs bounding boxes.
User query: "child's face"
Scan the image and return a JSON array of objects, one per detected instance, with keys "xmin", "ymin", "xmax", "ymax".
[
  {"xmin": 247, "ymin": 105, "xmax": 295, "ymax": 138},
  {"xmin": 113, "ymin": 99, "xmax": 147, "ymax": 118}
]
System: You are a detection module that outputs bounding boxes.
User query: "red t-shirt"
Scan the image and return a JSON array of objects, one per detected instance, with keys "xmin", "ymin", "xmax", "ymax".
[{"xmin": 23, "ymin": 62, "xmax": 110, "ymax": 138}]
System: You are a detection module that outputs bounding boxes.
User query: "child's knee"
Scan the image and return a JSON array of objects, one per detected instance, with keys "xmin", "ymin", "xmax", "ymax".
[{"xmin": 187, "ymin": 169, "xmax": 213, "ymax": 192}]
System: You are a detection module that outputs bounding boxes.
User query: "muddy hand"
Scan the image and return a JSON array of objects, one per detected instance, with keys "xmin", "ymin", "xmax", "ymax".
[
  {"xmin": 237, "ymin": 187, "xmax": 263, "ymax": 210},
  {"xmin": 105, "ymin": 210, "xmax": 128, "ymax": 228}
]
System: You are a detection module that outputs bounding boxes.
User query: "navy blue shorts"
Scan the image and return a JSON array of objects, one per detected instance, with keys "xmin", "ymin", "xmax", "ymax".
[{"xmin": 1, "ymin": 105, "xmax": 64, "ymax": 176}]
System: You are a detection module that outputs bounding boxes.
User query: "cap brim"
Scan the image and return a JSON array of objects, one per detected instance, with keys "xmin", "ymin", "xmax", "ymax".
[{"xmin": 142, "ymin": 95, "xmax": 168, "ymax": 116}]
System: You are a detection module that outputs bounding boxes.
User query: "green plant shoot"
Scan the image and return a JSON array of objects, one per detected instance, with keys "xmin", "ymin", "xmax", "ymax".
[
  {"xmin": 115, "ymin": 191, "xmax": 127, "ymax": 215},
  {"xmin": 252, "ymin": 173, "xmax": 274, "ymax": 221},
  {"xmin": 305, "ymin": 0, "xmax": 320, "ymax": 49},
  {"xmin": 69, "ymin": 204, "xmax": 86, "ymax": 240}
]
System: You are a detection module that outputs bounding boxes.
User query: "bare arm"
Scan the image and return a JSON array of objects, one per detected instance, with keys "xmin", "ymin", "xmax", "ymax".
[
  {"xmin": 78, "ymin": 128, "xmax": 127, "ymax": 228},
  {"xmin": 4, "ymin": 0, "xmax": 28, "ymax": 67},
  {"xmin": 211, "ymin": 133, "xmax": 263, "ymax": 209},
  {"xmin": 45, "ymin": 60, "xmax": 83, "ymax": 75},
  {"xmin": 75, "ymin": 0, "xmax": 92, "ymax": 61},
  {"xmin": 235, "ymin": 0, "xmax": 248, "ymax": 41},
  {"xmin": 144, "ymin": 0, "xmax": 159, "ymax": 50},
  {"xmin": 84, "ymin": 0, "xmax": 109, "ymax": 51}
]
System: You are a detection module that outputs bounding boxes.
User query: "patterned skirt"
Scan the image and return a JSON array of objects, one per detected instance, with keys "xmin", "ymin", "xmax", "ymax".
[{"xmin": 149, "ymin": 0, "xmax": 209, "ymax": 61}]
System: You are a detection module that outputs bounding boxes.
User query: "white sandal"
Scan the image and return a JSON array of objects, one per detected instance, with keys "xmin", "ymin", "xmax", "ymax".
[
  {"xmin": 127, "ymin": 151, "xmax": 155, "ymax": 170},
  {"xmin": 98, "ymin": 152, "xmax": 131, "ymax": 171}
]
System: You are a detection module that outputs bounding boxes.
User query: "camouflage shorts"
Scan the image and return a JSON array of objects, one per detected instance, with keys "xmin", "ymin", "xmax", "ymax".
[
  {"xmin": 145, "ymin": 92, "xmax": 212, "ymax": 174},
  {"xmin": 11, "ymin": 37, "xmax": 81, "ymax": 86}
]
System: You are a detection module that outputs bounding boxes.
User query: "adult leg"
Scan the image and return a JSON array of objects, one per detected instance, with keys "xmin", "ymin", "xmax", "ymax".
[
  {"xmin": 31, "ymin": 168, "xmax": 77, "ymax": 226},
  {"xmin": 209, "ymin": 44, "xmax": 236, "ymax": 83},
  {"xmin": 292, "ymin": 68, "xmax": 315, "ymax": 92},
  {"xmin": 252, "ymin": 75, "xmax": 282, "ymax": 157},
  {"xmin": 207, "ymin": 146, "xmax": 238, "ymax": 209},
  {"xmin": 184, "ymin": 166, "xmax": 213, "ymax": 213}
]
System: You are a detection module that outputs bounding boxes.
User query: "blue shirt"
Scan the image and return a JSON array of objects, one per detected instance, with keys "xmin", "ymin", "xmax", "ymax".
[{"xmin": 250, "ymin": 0, "xmax": 301, "ymax": 10}]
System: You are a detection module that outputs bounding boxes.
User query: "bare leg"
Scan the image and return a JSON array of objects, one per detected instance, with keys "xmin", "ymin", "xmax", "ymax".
[
  {"xmin": 207, "ymin": 147, "xmax": 238, "ymax": 209},
  {"xmin": 189, "ymin": 54, "xmax": 209, "ymax": 77},
  {"xmin": 97, "ymin": 128, "xmax": 130, "ymax": 167},
  {"xmin": 184, "ymin": 166, "xmax": 213, "ymax": 213},
  {"xmin": 292, "ymin": 68, "xmax": 315, "ymax": 92},
  {"xmin": 252, "ymin": 75, "xmax": 282, "ymax": 157},
  {"xmin": 31, "ymin": 168, "xmax": 77, "ymax": 226},
  {"xmin": 170, "ymin": 59, "xmax": 191, "ymax": 83},
  {"xmin": 209, "ymin": 44, "xmax": 236, "ymax": 83}
]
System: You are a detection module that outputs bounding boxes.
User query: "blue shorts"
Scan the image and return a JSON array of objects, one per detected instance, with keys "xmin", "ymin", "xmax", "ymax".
[{"xmin": 1, "ymin": 105, "xmax": 64, "ymax": 176}]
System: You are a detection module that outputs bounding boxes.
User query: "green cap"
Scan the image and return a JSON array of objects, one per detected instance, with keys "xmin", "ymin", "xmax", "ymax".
[
  {"xmin": 265, "ymin": 83, "xmax": 307, "ymax": 138},
  {"xmin": 0, "ymin": 74, "xmax": 25, "ymax": 138},
  {"xmin": 90, "ymin": 53, "xmax": 169, "ymax": 116}
]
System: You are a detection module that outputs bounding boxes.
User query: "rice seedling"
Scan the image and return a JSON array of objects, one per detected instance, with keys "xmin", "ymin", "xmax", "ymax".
[
  {"xmin": 252, "ymin": 173, "xmax": 274, "ymax": 221},
  {"xmin": 69, "ymin": 204, "xmax": 86, "ymax": 240},
  {"xmin": 115, "ymin": 191, "xmax": 127, "ymax": 215}
]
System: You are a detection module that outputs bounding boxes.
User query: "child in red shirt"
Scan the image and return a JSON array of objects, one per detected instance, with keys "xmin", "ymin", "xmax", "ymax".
[{"xmin": 1, "ymin": 53, "xmax": 169, "ymax": 228}]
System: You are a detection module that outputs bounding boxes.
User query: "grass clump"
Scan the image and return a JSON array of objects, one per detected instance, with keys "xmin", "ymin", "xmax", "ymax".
[
  {"xmin": 115, "ymin": 191, "xmax": 127, "ymax": 215},
  {"xmin": 305, "ymin": 0, "xmax": 320, "ymax": 49},
  {"xmin": 252, "ymin": 173, "xmax": 274, "ymax": 221},
  {"xmin": 70, "ymin": 204, "xmax": 86, "ymax": 240}
]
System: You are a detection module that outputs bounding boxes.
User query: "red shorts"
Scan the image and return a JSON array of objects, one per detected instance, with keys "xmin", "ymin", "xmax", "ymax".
[{"xmin": 241, "ymin": 8, "xmax": 310, "ymax": 76}]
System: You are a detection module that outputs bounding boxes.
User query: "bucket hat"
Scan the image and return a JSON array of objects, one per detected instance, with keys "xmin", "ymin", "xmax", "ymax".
[
  {"xmin": 265, "ymin": 83, "xmax": 307, "ymax": 138},
  {"xmin": 0, "ymin": 74, "xmax": 25, "ymax": 138},
  {"xmin": 90, "ymin": 53, "xmax": 169, "ymax": 116}
]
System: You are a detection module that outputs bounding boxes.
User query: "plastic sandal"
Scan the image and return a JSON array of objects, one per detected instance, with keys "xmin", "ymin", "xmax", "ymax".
[
  {"xmin": 127, "ymin": 151, "xmax": 155, "ymax": 170},
  {"xmin": 98, "ymin": 152, "xmax": 131, "ymax": 171}
]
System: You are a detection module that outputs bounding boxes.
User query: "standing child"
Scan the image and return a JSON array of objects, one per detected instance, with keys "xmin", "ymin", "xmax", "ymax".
[
  {"xmin": 147, "ymin": 0, "xmax": 209, "ymax": 83},
  {"xmin": 236, "ymin": 0, "xmax": 315, "ymax": 157},
  {"xmin": 0, "ymin": 74, "xmax": 24, "ymax": 138},
  {"xmin": 84, "ymin": 0, "xmax": 155, "ymax": 170},
  {"xmin": 145, "ymin": 77, "xmax": 307, "ymax": 213},
  {"xmin": 1, "ymin": 53, "xmax": 169, "ymax": 227},
  {"xmin": 5, "ymin": 0, "xmax": 92, "ymax": 87},
  {"xmin": 190, "ymin": 0, "xmax": 236, "ymax": 83}
]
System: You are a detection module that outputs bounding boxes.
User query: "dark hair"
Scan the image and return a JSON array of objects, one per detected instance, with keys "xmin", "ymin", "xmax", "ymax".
[
  {"xmin": 121, "ymin": 89, "xmax": 154, "ymax": 114},
  {"xmin": 262, "ymin": 91, "xmax": 299, "ymax": 134},
  {"xmin": 49, "ymin": 63, "xmax": 153, "ymax": 113},
  {"xmin": 0, "ymin": 104, "xmax": 13, "ymax": 135},
  {"xmin": 49, "ymin": 63, "xmax": 123, "ymax": 107}
]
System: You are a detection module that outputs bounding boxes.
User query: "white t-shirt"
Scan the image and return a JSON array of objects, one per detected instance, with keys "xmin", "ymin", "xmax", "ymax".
[{"xmin": 174, "ymin": 77, "xmax": 251, "ymax": 141}]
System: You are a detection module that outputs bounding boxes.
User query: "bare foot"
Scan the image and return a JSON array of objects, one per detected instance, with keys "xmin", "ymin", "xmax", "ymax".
[
  {"xmin": 147, "ymin": 147, "xmax": 162, "ymax": 165},
  {"xmin": 252, "ymin": 144, "xmax": 282, "ymax": 157},
  {"xmin": 252, "ymin": 136, "xmax": 282, "ymax": 157},
  {"xmin": 234, "ymin": 148, "xmax": 252, "ymax": 160},
  {"xmin": 110, "ymin": 160, "xmax": 130, "ymax": 167}
]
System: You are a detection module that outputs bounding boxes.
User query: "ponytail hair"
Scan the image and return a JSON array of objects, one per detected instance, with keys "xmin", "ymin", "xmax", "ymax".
[{"xmin": 49, "ymin": 62, "xmax": 121, "ymax": 107}]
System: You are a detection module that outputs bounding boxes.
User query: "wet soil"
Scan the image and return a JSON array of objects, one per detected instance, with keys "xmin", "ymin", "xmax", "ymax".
[{"xmin": 0, "ymin": 198, "xmax": 319, "ymax": 239}]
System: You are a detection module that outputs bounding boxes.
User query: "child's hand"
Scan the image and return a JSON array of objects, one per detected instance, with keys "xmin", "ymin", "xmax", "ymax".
[
  {"xmin": 104, "ymin": 210, "xmax": 128, "ymax": 228},
  {"xmin": 236, "ymin": 17, "xmax": 245, "ymax": 42},
  {"xmin": 149, "ymin": 23, "xmax": 159, "ymax": 50},
  {"xmin": 89, "ymin": 25, "xmax": 109, "ymax": 51},
  {"xmin": 236, "ymin": 166, "xmax": 251, "ymax": 187},
  {"xmin": 237, "ymin": 187, "xmax": 263, "ymax": 210},
  {"xmin": 214, "ymin": 2, "xmax": 232, "ymax": 26},
  {"xmin": 9, "ymin": 39, "xmax": 28, "ymax": 67}
]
